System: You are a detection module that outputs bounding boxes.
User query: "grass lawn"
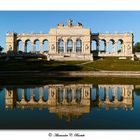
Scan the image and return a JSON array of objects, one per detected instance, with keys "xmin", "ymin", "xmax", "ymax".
[
  {"xmin": 84, "ymin": 58, "xmax": 140, "ymax": 71},
  {"xmin": 0, "ymin": 58, "xmax": 140, "ymax": 71}
]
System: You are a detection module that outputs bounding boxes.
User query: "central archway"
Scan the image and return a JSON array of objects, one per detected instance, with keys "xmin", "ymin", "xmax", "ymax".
[
  {"xmin": 58, "ymin": 39, "xmax": 64, "ymax": 53},
  {"xmin": 66, "ymin": 88, "xmax": 72, "ymax": 103},
  {"xmin": 67, "ymin": 39, "xmax": 73, "ymax": 53},
  {"xmin": 57, "ymin": 88, "xmax": 64, "ymax": 103}
]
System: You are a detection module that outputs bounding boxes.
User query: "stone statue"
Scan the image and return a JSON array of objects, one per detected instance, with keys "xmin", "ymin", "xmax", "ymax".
[
  {"xmin": 78, "ymin": 22, "xmax": 82, "ymax": 26},
  {"xmin": 67, "ymin": 19, "xmax": 73, "ymax": 27}
]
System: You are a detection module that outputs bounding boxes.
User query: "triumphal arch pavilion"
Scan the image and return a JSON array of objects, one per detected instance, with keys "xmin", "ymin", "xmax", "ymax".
[{"xmin": 6, "ymin": 19, "xmax": 134, "ymax": 60}]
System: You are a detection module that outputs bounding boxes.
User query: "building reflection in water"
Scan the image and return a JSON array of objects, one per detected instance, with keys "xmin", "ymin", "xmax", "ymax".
[{"xmin": 5, "ymin": 84, "xmax": 134, "ymax": 121}]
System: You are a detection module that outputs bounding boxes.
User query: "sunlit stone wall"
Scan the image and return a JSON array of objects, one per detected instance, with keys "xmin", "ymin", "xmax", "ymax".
[{"xmin": 6, "ymin": 20, "xmax": 134, "ymax": 60}]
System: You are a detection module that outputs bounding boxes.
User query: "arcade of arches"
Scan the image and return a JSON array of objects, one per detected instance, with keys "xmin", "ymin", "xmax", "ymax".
[
  {"xmin": 5, "ymin": 84, "xmax": 133, "ymax": 119},
  {"xmin": 6, "ymin": 20, "xmax": 134, "ymax": 60}
]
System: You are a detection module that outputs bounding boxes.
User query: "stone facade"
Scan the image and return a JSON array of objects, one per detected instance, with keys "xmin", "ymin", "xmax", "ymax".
[{"xmin": 6, "ymin": 20, "xmax": 134, "ymax": 60}]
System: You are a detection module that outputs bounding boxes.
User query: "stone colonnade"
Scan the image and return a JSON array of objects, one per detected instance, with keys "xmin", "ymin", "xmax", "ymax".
[
  {"xmin": 91, "ymin": 33, "xmax": 133, "ymax": 56},
  {"xmin": 93, "ymin": 85, "xmax": 134, "ymax": 108},
  {"xmin": 5, "ymin": 84, "xmax": 133, "ymax": 109},
  {"xmin": 5, "ymin": 84, "xmax": 91, "ymax": 108},
  {"xmin": 6, "ymin": 33, "xmax": 50, "ymax": 53},
  {"xmin": 6, "ymin": 20, "xmax": 134, "ymax": 60}
]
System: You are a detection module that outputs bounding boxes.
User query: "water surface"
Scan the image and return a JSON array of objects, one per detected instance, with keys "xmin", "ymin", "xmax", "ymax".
[{"xmin": 0, "ymin": 83, "xmax": 140, "ymax": 129}]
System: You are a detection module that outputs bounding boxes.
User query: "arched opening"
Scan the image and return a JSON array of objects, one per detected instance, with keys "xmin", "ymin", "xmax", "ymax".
[
  {"xmin": 66, "ymin": 88, "xmax": 72, "ymax": 103},
  {"xmin": 117, "ymin": 87, "xmax": 123, "ymax": 101},
  {"xmin": 25, "ymin": 39, "xmax": 32, "ymax": 53},
  {"xmin": 67, "ymin": 39, "xmax": 73, "ymax": 53},
  {"xmin": 91, "ymin": 86, "xmax": 97, "ymax": 101},
  {"xmin": 58, "ymin": 39, "xmax": 64, "ymax": 53},
  {"xmin": 99, "ymin": 87, "xmax": 106, "ymax": 101},
  {"xmin": 17, "ymin": 40, "xmax": 24, "ymax": 53},
  {"xmin": 34, "ymin": 88, "xmax": 40, "ymax": 102},
  {"xmin": 109, "ymin": 87, "xmax": 114, "ymax": 102},
  {"xmin": 24, "ymin": 88, "xmax": 30, "ymax": 102},
  {"xmin": 76, "ymin": 39, "xmax": 82, "ymax": 53},
  {"xmin": 34, "ymin": 39, "xmax": 40, "ymax": 54},
  {"xmin": 117, "ymin": 39, "xmax": 123, "ymax": 54},
  {"xmin": 91, "ymin": 39, "xmax": 98, "ymax": 52},
  {"xmin": 42, "ymin": 87, "xmax": 48, "ymax": 102},
  {"xmin": 57, "ymin": 88, "xmax": 64, "ymax": 103},
  {"xmin": 8, "ymin": 45, "xmax": 12, "ymax": 51},
  {"xmin": 42, "ymin": 39, "xmax": 49, "ymax": 53},
  {"xmin": 17, "ymin": 88, "xmax": 22, "ymax": 101},
  {"xmin": 76, "ymin": 88, "xmax": 81, "ymax": 103},
  {"xmin": 108, "ymin": 39, "xmax": 115, "ymax": 54},
  {"xmin": 99, "ymin": 39, "xmax": 106, "ymax": 54}
]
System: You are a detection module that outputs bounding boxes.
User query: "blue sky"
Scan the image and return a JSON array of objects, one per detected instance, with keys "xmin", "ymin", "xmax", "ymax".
[{"xmin": 0, "ymin": 11, "xmax": 140, "ymax": 51}]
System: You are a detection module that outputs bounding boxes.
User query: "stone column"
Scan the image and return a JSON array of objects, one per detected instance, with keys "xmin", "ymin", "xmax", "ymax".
[
  {"xmin": 121, "ymin": 44, "xmax": 124, "ymax": 54},
  {"xmin": 64, "ymin": 42, "xmax": 67, "ymax": 53},
  {"xmin": 56, "ymin": 42, "xmax": 58, "ymax": 54},
  {"xmin": 72, "ymin": 88, "xmax": 75, "ymax": 103},
  {"xmin": 47, "ymin": 42, "xmax": 49, "ymax": 53},
  {"xmin": 30, "ymin": 88, "xmax": 34, "ymax": 101},
  {"xmin": 114, "ymin": 43, "xmax": 117, "ymax": 54},
  {"xmin": 123, "ymin": 45, "xmax": 125, "ymax": 54},
  {"xmin": 32, "ymin": 44, "xmax": 36, "ymax": 53},
  {"xmin": 82, "ymin": 88, "xmax": 85, "ymax": 99},
  {"xmin": 97, "ymin": 44, "xmax": 99, "ymax": 52},
  {"xmin": 73, "ymin": 42, "xmax": 76, "ymax": 53},
  {"xmin": 82, "ymin": 43, "xmax": 84, "ymax": 53},
  {"xmin": 39, "ymin": 87, "xmax": 43, "ymax": 100},
  {"xmin": 24, "ymin": 45, "xmax": 27, "ymax": 53},
  {"xmin": 106, "ymin": 87, "xmax": 109, "ymax": 102},
  {"xmin": 40, "ymin": 43, "xmax": 44, "ymax": 54},
  {"xmin": 22, "ymin": 89, "xmax": 25, "ymax": 101},
  {"xmin": 98, "ymin": 45, "xmax": 100, "ymax": 54},
  {"xmin": 63, "ymin": 88, "xmax": 66, "ymax": 104},
  {"xmin": 113, "ymin": 87, "xmax": 117, "ymax": 101},
  {"xmin": 112, "ymin": 43, "xmax": 115, "ymax": 54},
  {"xmin": 98, "ymin": 87, "xmax": 100, "ymax": 100}
]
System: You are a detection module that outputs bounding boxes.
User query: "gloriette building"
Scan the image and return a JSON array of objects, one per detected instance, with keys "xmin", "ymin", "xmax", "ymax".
[{"xmin": 6, "ymin": 19, "xmax": 134, "ymax": 60}]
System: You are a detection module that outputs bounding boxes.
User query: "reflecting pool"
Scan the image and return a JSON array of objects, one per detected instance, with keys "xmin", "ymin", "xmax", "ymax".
[{"xmin": 0, "ymin": 84, "xmax": 140, "ymax": 129}]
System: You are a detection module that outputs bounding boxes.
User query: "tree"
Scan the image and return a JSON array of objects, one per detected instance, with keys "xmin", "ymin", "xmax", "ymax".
[
  {"xmin": 0, "ymin": 46, "xmax": 3, "ymax": 53},
  {"xmin": 133, "ymin": 42, "xmax": 140, "ymax": 53}
]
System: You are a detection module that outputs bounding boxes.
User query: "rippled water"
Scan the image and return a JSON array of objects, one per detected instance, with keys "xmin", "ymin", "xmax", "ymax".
[{"xmin": 0, "ymin": 84, "xmax": 140, "ymax": 129}]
